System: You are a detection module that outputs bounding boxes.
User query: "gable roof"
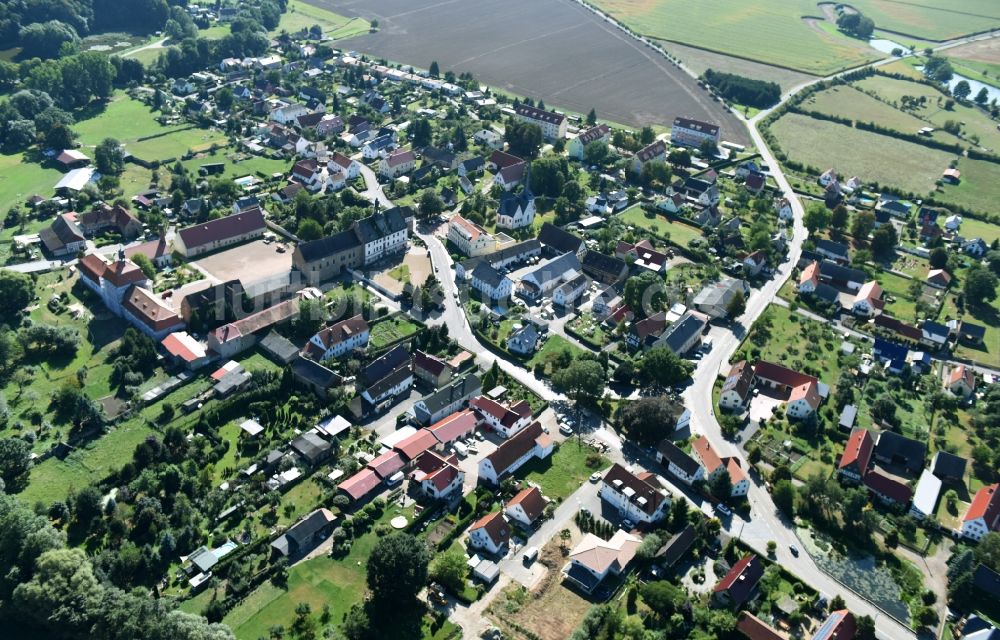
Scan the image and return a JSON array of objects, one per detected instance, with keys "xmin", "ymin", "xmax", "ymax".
[
  {"xmin": 658, "ymin": 311, "xmax": 707, "ymax": 354},
  {"xmin": 413, "ymin": 349, "xmax": 449, "ymax": 377},
  {"xmin": 427, "ymin": 410, "xmax": 477, "ymax": 445},
  {"xmin": 515, "ymin": 103, "xmax": 565, "ymax": 125},
  {"xmin": 722, "ymin": 360, "xmax": 755, "ymax": 401},
  {"xmin": 657, "ymin": 439, "xmax": 701, "ymax": 476},
  {"xmin": 874, "ymin": 430, "xmax": 927, "ymax": 470},
  {"xmin": 864, "ymin": 469, "xmax": 913, "ymax": 503},
  {"xmin": 965, "ymin": 483, "xmax": 1000, "ymax": 524},
  {"xmin": 178, "ymin": 208, "xmax": 266, "ymax": 251},
  {"xmin": 296, "ymin": 228, "xmax": 361, "ymax": 262},
  {"xmin": 303, "ymin": 314, "xmax": 369, "ymax": 359},
  {"xmin": 753, "ymin": 361, "xmax": 816, "ymax": 388},
  {"xmin": 483, "ymin": 421, "xmax": 544, "ymax": 476},
  {"xmin": 570, "ymin": 530, "xmax": 642, "ymax": 577},
  {"xmin": 470, "ymin": 511, "xmax": 510, "ymax": 547},
  {"xmin": 635, "ymin": 139, "xmax": 666, "ymax": 162},
  {"xmin": 737, "ymin": 612, "xmax": 784, "ymax": 640},
  {"xmin": 674, "ymin": 116, "xmax": 720, "ymax": 136},
  {"xmin": 576, "ymin": 123, "xmax": 610, "ymax": 145},
  {"xmin": 714, "ymin": 554, "xmax": 764, "ymax": 604},
  {"xmin": 839, "ymin": 428, "xmax": 874, "ymax": 473},
  {"xmin": 506, "ymin": 486, "xmax": 546, "ymax": 522},
  {"xmin": 393, "ymin": 428, "xmax": 438, "ymax": 461},
  {"xmin": 603, "ymin": 463, "xmax": 668, "ymax": 516},
  {"xmin": 367, "ymin": 450, "xmax": 405, "ymax": 479},
  {"xmin": 931, "ymin": 450, "xmax": 967, "ymax": 480},
  {"xmin": 654, "ymin": 524, "xmax": 697, "ymax": 567},
  {"xmin": 354, "ymin": 207, "xmax": 408, "ymax": 244},
  {"xmin": 471, "ymin": 261, "xmax": 508, "ymax": 289},
  {"xmin": 582, "ymin": 249, "xmax": 627, "ymax": 279},
  {"xmin": 692, "ymin": 435, "xmax": 723, "ymax": 473},
  {"xmin": 364, "ymin": 344, "xmax": 411, "ymax": 385},
  {"xmin": 537, "ymin": 222, "xmax": 584, "ymax": 254},
  {"xmin": 338, "ymin": 468, "xmax": 382, "ymax": 501},
  {"xmin": 122, "ymin": 286, "xmax": 182, "ymax": 332},
  {"xmin": 418, "ymin": 374, "xmax": 482, "ymax": 416},
  {"xmin": 812, "ymin": 610, "xmax": 857, "ymax": 640}
]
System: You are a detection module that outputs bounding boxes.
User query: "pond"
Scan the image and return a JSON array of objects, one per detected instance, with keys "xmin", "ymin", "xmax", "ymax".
[
  {"xmin": 942, "ymin": 70, "xmax": 1000, "ymax": 103},
  {"xmin": 869, "ymin": 38, "xmax": 909, "ymax": 56}
]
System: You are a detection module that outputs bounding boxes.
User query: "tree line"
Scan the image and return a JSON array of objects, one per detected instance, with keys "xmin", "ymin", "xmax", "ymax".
[{"xmin": 703, "ymin": 69, "xmax": 781, "ymax": 109}]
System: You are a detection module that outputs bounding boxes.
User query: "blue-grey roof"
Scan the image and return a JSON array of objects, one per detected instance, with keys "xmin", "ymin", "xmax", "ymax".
[{"xmin": 658, "ymin": 311, "xmax": 706, "ymax": 354}]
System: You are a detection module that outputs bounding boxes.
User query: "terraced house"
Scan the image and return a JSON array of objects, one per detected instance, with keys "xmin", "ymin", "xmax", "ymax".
[{"xmin": 514, "ymin": 103, "xmax": 567, "ymax": 140}]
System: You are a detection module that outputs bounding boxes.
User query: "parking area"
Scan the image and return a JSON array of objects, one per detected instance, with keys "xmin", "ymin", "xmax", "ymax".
[
  {"xmin": 369, "ymin": 246, "xmax": 434, "ymax": 296},
  {"xmin": 193, "ymin": 238, "xmax": 294, "ymax": 284},
  {"xmin": 747, "ymin": 387, "xmax": 787, "ymax": 424}
]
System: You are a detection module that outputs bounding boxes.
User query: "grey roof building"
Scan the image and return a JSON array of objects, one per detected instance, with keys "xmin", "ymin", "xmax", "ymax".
[
  {"xmin": 271, "ymin": 508, "xmax": 336, "ymax": 558},
  {"xmin": 290, "ymin": 431, "xmax": 332, "ymax": 464},
  {"xmin": 413, "ymin": 374, "xmax": 482, "ymax": 425}
]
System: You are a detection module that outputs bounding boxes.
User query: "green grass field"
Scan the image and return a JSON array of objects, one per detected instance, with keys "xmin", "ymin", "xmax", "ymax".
[
  {"xmin": 770, "ymin": 113, "xmax": 956, "ymax": 196},
  {"xmin": 274, "ymin": 0, "xmax": 369, "ymax": 39},
  {"xmin": 618, "ymin": 204, "xmax": 703, "ymax": 247},
  {"xmin": 73, "ymin": 92, "xmax": 228, "ymax": 162},
  {"xmin": 841, "ymin": 0, "xmax": 1000, "ymax": 41},
  {"xmin": 936, "ymin": 157, "xmax": 1000, "ymax": 217},
  {"xmin": 526, "ymin": 335, "xmax": 588, "ymax": 374},
  {"xmin": 0, "ymin": 152, "xmax": 64, "ymax": 212},
  {"xmin": 179, "ymin": 151, "xmax": 291, "ymax": 181},
  {"xmin": 877, "ymin": 270, "xmax": 921, "ymax": 322},
  {"xmin": 853, "ymin": 75, "xmax": 1000, "ymax": 152},
  {"xmin": 518, "ymin": 440, "xmax": 608, "ymax": 500},
  {"xmin": 801, "ymin": 85, "xmax": 957, "ymax": 142},
  {"xmin": 958, "ymin": 216, "xmax": 1000, "ymax": 244},
  {"xmin": 369, "ymin": 315, "xmax": 421, "ymax": 349},
  {"xmin": 591, "ymin": 0, "xmax": 881, "ymax": 75}
]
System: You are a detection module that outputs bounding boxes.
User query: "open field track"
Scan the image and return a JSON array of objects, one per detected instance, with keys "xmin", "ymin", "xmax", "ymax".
[{"xmin": 301, "ymin": 0, "xmax": 750, "ymax": 143}]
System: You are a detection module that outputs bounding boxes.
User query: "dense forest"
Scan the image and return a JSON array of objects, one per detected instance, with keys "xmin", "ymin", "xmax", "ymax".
[{"xmin": 703, "ymin": 69, "xmax": 782, "ymax": 109}]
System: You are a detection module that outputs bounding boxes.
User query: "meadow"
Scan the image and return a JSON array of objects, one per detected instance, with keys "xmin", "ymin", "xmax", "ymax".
[
  {"xmin": 275, "ymin": 0, "xmax": 370, "ymax": 38},
  {"xmin": 800, "ymin": 85, "xmax": 954, "ymax": 142},
  {"xmin": 590, "ymin": 0, "xmax": 881, "ymax": 75},
  {"xmin": 853, "ymin": 75, "xmax": 1000, "ymax": 152},
  {"xmin": 840, "ymin": 0, "xmax": 1000, "ymax": 41},
  {"xmin": 0, "ymin": 152, "xmax": 64, "ymax": 212},
  {"xmin": 618, "ymin": 204, "xmax": 703, "ymax": 248},
  {"xmin": 936, "ymin": 157, "xmax": 1000, "ymax": 217},
  {"xmin": 769, "ymin": 113, "xmax": 956, "ymax": 196},
  {"xmin": 73, "ymin": 92, "xmax": 228, "ymax": 162}
]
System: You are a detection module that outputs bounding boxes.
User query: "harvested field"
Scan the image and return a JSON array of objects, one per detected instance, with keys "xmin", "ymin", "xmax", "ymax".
[
  {"xmin": 841, "ymin": 0, "xmax": 1000, "ymax": 41},
  {"xmin": 303, "ymin": 0, "xmax": 750, "ymax": 144},
  {"xmin": 655, "ymin": 39, "xmax": 817, "ymax": 90}
]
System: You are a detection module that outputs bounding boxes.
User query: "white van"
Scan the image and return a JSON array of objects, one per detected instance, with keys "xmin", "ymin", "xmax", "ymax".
[
  {"xmin": 452, "ymin": 442, "xmax": 469, "ymax": 458},
  {"xmin": 522, "ymin": 546, "xmax": 539, "ymax": 564}
]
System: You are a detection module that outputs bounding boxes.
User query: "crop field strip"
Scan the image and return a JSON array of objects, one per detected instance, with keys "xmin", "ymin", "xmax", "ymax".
[
  {"xmin": 302, "ymin": 0, "xmax": 749, "ymax": 144},
  {"xmin": 591, "ymin": 0, "xmax": 1000, "ymax": 75}
]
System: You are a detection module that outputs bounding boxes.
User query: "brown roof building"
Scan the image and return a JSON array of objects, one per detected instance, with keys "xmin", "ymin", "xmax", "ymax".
[{"xmin": 175, "ymin": 207, "xmax": 266, "ymax": 257}]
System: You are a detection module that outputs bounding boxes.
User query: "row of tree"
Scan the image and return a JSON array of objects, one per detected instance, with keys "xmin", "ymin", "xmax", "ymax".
[{"xmin": 703, "ymin": 69, "xmax": 781, "ymax": 109}]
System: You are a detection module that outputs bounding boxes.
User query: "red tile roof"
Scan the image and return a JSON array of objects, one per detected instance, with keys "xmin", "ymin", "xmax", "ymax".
[
  {"xmin": 839, "ymin": 428, "xmax": 874, "ymax": 472},
  {"xmin": 338, "ymin": 468, "xmax": 381, "ymax": 501},
  {"xmin": 393, "ymin": 428, "xmax": 438, "ymax": 461},
  {"xmin": 753, "ymin": 360, "xmax": 817, "ymax": 388},
  {"xmin": 483, "ymin": 421, "xmax": 544, "ymax": 477},
  {"xmin": 103, "ymin": 259, "xmax": 148, "ymax": 288},
  {"xmin": 692, "ymin": 435, "xmax": 723, "ymax": 473},
  {"xmin": 122, "ymin": 286, "xmax": 182, "ymax": 332},
  {"xmin": 427, "ymin": 410, "xmax": 477, "ymax": 445},
  {"xmin": 603, "ymin": 463, "xmax": 668, "ymax": 516},
  {"xmin": 506, "ymin": 486, "xmax": 546, "ymax": 523},
  {"xmin": 737, "ymin": 612, "xmax": 783, "ymax": 640},
  {"xmin": 177, "ymin": 207, "xmax": 265, "ymax": 251},
  {"xmin": 413, "ymin": 349, "xmax": 449, "ymax": 377},
  {"xmin": 367, "ymin": 451, "xmax": 405, "ymax": 479},
  {"xmin": 470, "ymin": 511, "xmax": 510, "ymax": 548},
  {"xmin": 77, "ymin": 253, "xmax": 107, "ymax": 282},
  {"xmin": 965, "ymin": 483, "xmax": 1000, "ymax": 524},
  {"xmin": 863, "ymin": 469, "xmax": 913, "ymax": 504}
]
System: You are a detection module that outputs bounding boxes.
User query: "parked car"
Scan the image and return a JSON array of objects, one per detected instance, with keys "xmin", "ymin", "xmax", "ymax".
[
  {"xmin": 559, "ymin": 424, "xmax": 574, "ymax": 436},
  {"xmin": 620, "ymin": 519, "xmax": 634, "ymax": 531},
  {"xmin": 522, "ymin": 546, "xmax": 539, "ymax": 565},
  {"xmin": 589, "ymin": 472, "xmax": 601, "ymax": 483},
  {"xmin": 715, "ymin": 503, "xmax": 731, "ymax": 517}
]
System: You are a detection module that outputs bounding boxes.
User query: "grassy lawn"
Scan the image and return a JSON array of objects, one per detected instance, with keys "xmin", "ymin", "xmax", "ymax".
[
  {"xmin": 876, "ymin": 270, "xmax": 921, "ymax": 322},
  {"xmin": 224, "ymin": 505, "xmax": 412, "ymax": 640},
  {"xmin": 274, "ymin": 0, "xmax": 370, "ymax": 39},
  {"xmin": 769, "ymin": 113, "xmax": 956, "ymax": 197},
  {"xmin": 936, "ymin": 157, "xmax": 1000, "ymax": 219},
  {"xmin": 853, "ymin": 75, "xmax": 1000, "ymax": 152},
  {"xmin": 617, "ymin": 204, "xmax": 702, "ymax": 248},
  {"xmin": 0, "ymin": 152, "xmax": 64, "ymax": 212},
  {"xmin": 526, "ymin": 335, "xmax": 588, "ymax": 374},
  {"xmin": 958, "ymin": 217, "xmax": 1000, "ymax": 244},
  {"xmin": 566, "ymin": 313, "xmax": 609, "ymax": 348},
  {"xmin": 801, "ymin": 85, "xmax": 956, "ymax": 143},
  {"xmin": 369, "ymin": 315, "xmax": 421, "ymax": 349},
  {"xmin": 387, "ymin": 263, "xmax": 410, "ymax": 282},
  {"xmin": 590, "ymin": 0, "xmax": 881, "ymax": 75},
  {"xmin": 939, "ymin": 293, "xmax": 1000, "ymax": 369},
  {"xmin": 180, "ymin": 151, "xmax": 291, "ymax": 181},
  {"xmin": 73, "ymin": 92, "xmax": 228, "ymax": 162},
  {"xmin": 734, "ymin": 303, "xmax": 847, "ymax": 385},
  {"xmin": 518, "ymin": 439, "xmax": 607, "ymax": 500}
]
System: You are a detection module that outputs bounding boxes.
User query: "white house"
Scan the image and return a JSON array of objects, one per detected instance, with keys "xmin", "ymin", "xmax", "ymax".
[
  {"xmin": 270, "ymin": 103, "xmax": 310, "ymax": 125},
  {"xmin": 505, "ymin": 486, "xmax": 547, "ymax": 528},
  {"xmin": 379, "ymin": 149, "xmax": 416, "ymax": 179},
  {"xmin": 477, "ymin": 422, "xmax": 552, "ymax": 484},
  {"xmin": 514, "ymin": 103, "xmax": 567, "ymax": 140},
  {"xmin": 600, "ymin": 463, "xmax": 670, "ymax": 524},
  {"xmin": 852, "ymin": 281, "xmax": 883, "ymax": 317},
  {"xmin": 910, "ymin": 469, "xmax": 942, "ymax": 520},
  {"xmin": 775, "ymin": 197, "xmax": 793, "ymax": 221},
  {"xmin": 563, "ymin": 530, "xmax": 641, "ymax": 595},
  {"xmin": 302, "ymin": 314, "xmax": 369, "ymax": 361},
  {"xmin": 470, "ymin": 262, "xmax": 513, "ymax": 300},
  {"xmin": 470, "ymin": 396, "xmax": 533, "ymax": 439},
  {"xmin": 552, "ymin": 273, "xmax": 588, "ymax": 308},
  {"xmin": 961, "ymin": 483, "xmax": 1000, "ymax": 541},
  {"xmin": 691, "ymin": 436, "xmax": 750, "ymax": 497},
  {"xmin": 328, "ymin": 153, "xmax": 361, "ymax": 179},
  {"xmin": 568, "ymin": 123, "xmax": 611, "ymax": 159},
  {"xmin": 468, "ymin": 511, "xmax": 510, "ymax": 555},
  {"xmin": 413, "ymin": 451, "xmax": 465, "ymax": 500},
  {"xmin": 496, "ymin": 190, "xmax": 535, "ymax": 230},
  {"xmin": 474, "ymin": 129, "xmax": 503, "ymax": 149},
  {"xmin": 656, "ymin": 440, "xmax": 705, "ymax": 486},
  {"xmin": 670, "ymin": 117, "xmax": 720, "ymax": 148},
  {"xmin": 448, "ymin": 215, "xmax": 497, "ymax": 257},
  {"xmin": 719, "ymin": 361, "xmax": 754, "ymax": 412},
  {"xmin": 355, "ymin": 207, "xmax": 409, "ymax": 265}
]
